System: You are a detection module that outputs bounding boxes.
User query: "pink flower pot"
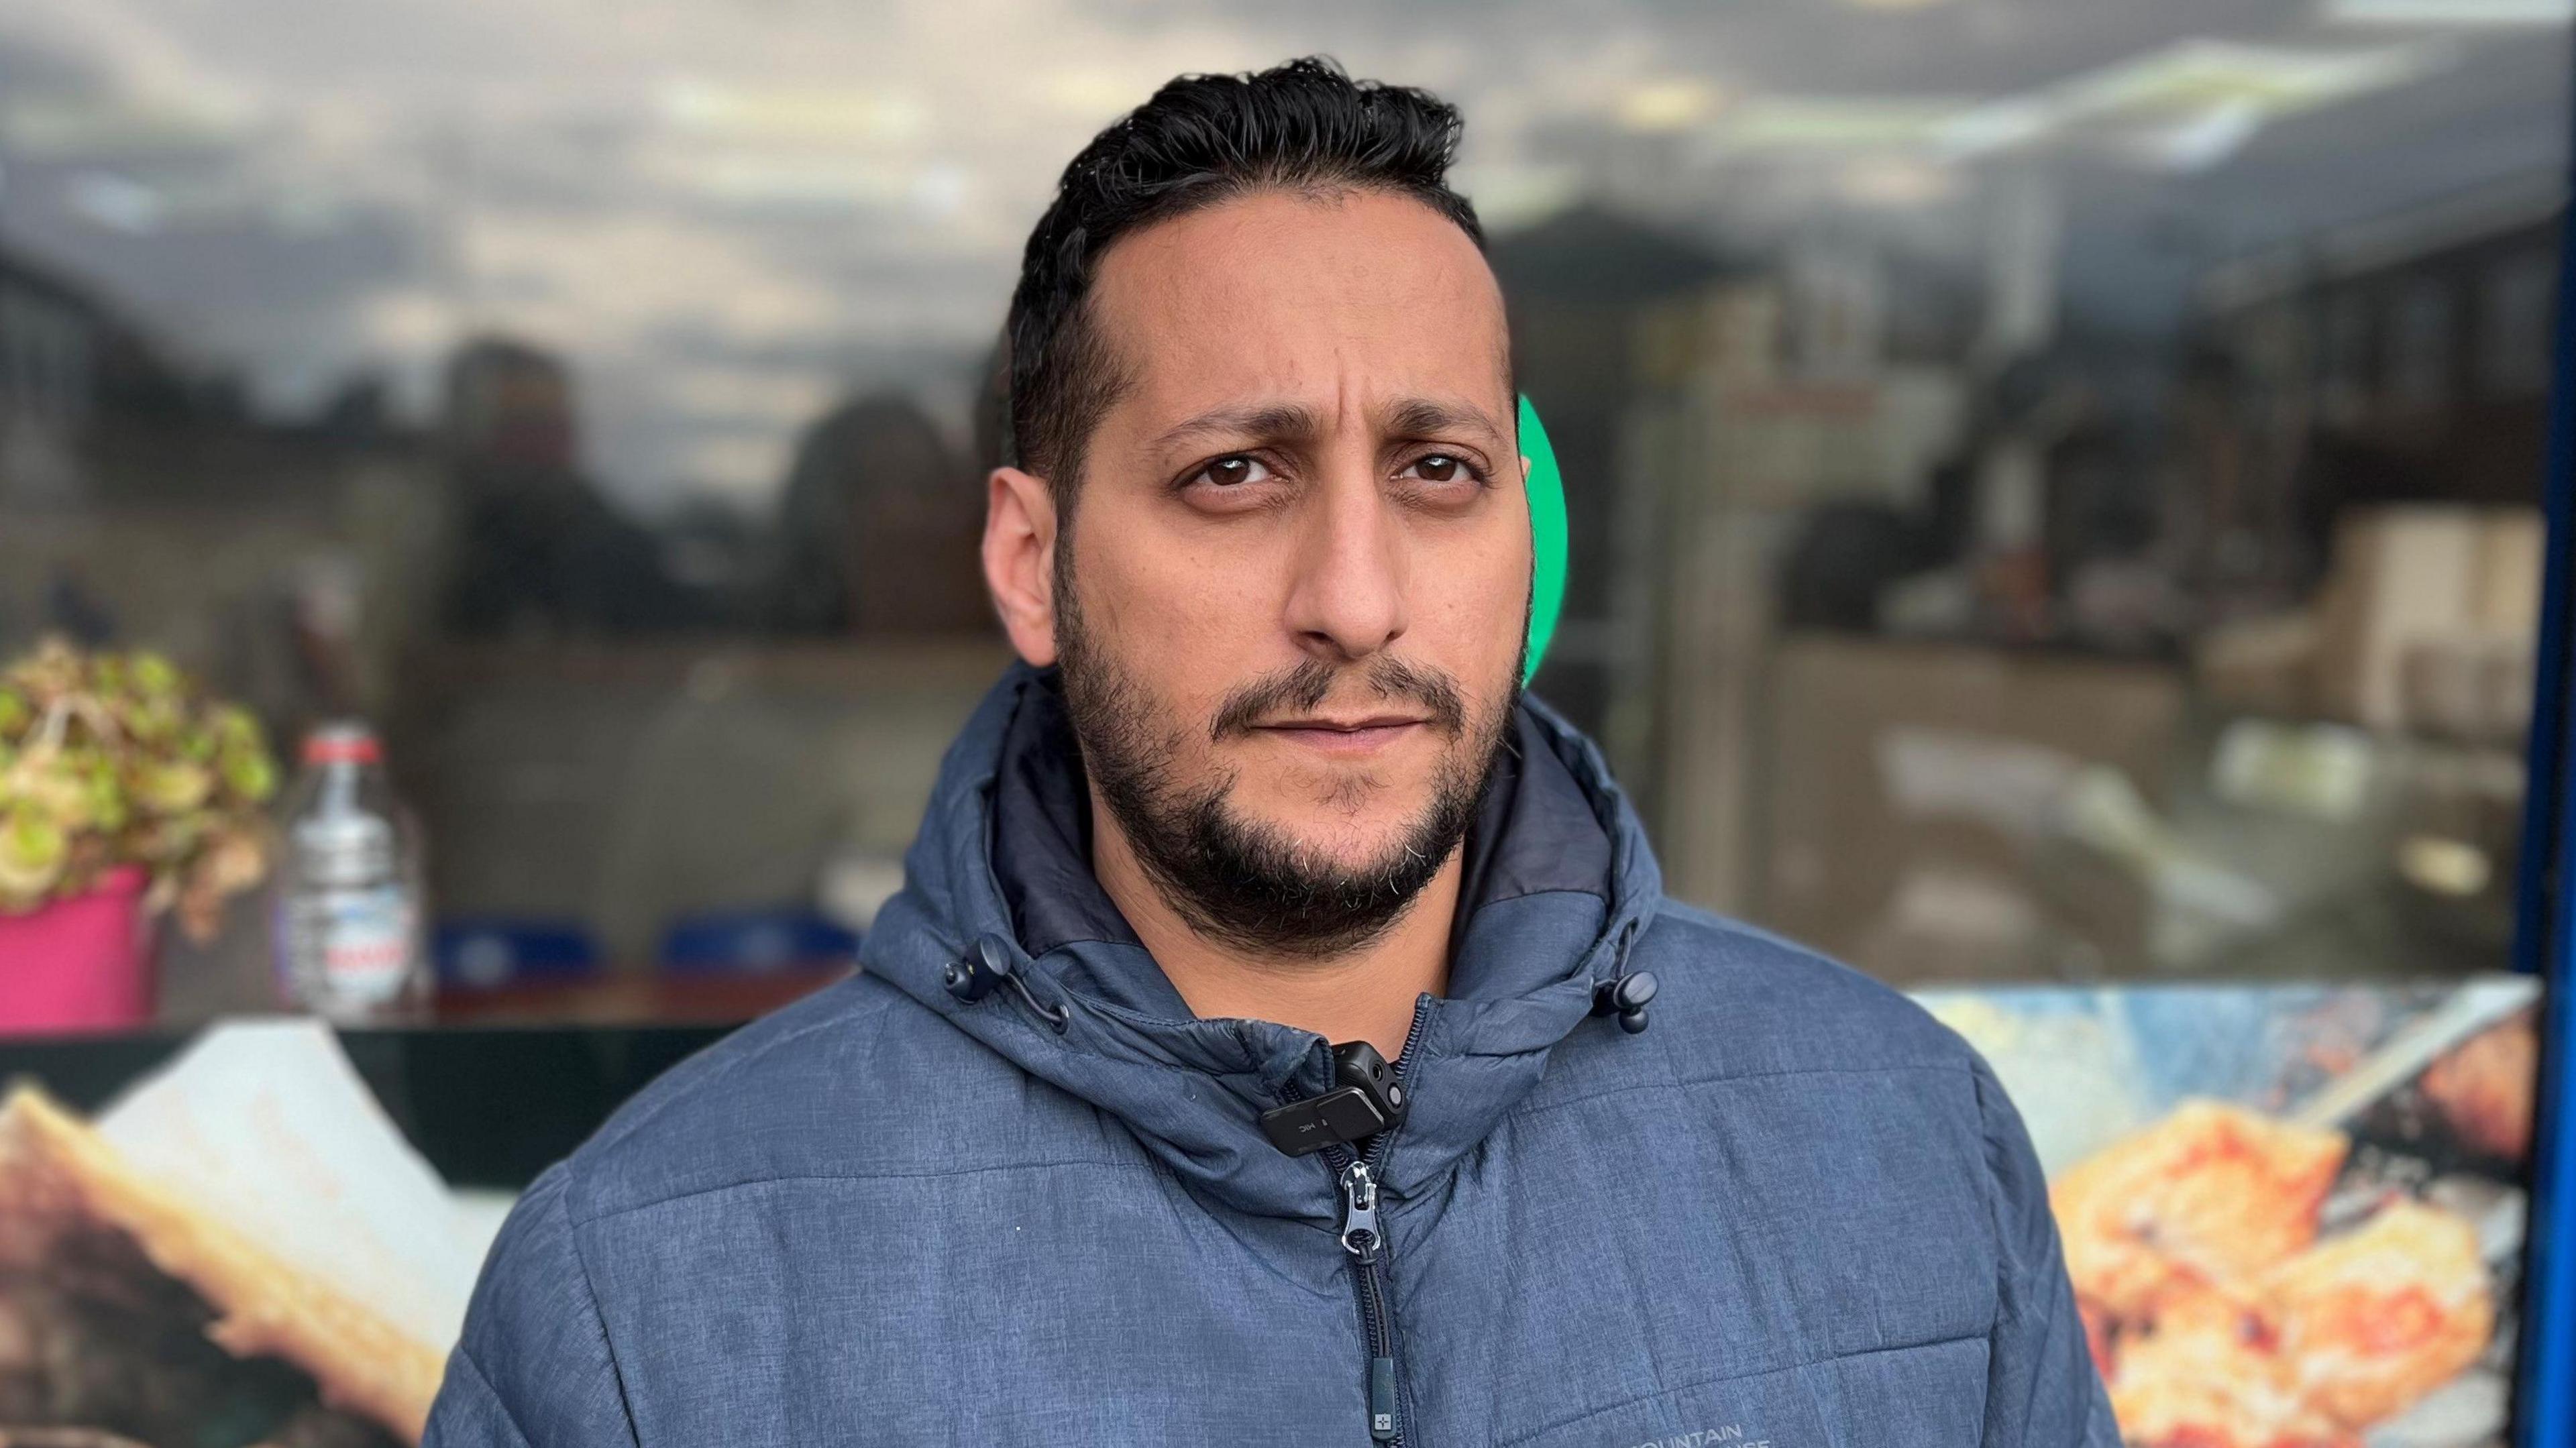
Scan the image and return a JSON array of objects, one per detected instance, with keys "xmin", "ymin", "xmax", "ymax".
[{"xmin": 0, "ymin": 867, "xmax": 154, "ymax": 1034}]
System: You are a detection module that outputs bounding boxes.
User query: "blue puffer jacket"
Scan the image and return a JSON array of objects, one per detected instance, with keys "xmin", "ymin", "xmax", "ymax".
[{"xmin": 425, "ymin": 663, "xmax": 2116, "ymax": 1447}]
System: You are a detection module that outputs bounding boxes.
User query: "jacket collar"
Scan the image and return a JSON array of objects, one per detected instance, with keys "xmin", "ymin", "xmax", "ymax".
[{"xmin": 862, "ymin": 662, "xmax": 1663, "ymax": 1222}]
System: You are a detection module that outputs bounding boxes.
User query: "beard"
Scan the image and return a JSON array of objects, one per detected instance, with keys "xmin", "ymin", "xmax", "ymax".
[{"xmin": 1054, "ymin": 542, "xmax": 1525, "ymax": 961}]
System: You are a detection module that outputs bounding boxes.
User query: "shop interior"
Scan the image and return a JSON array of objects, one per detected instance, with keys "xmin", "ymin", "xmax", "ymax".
[{"xmin": 0, "ymin": 3, "xmax": 2571, "ymax": 1445}]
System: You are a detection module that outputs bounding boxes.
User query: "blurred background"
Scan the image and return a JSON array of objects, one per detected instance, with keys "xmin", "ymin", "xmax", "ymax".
[
  {"xmin": 0, "ymin": 0, "xmax": 2568, "ymax": 1013},
  {"xmin": 3, "ymin": 7, "xmax": 2574, "ymax": 1446}
]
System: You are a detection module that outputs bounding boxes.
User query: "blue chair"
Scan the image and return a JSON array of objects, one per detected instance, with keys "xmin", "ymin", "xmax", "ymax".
[
  {"xmin": 657, "ymin": 909, "xmax": 860, "ymax": 977},
  {"xmin": 433, "ymin": 918, "xmax": 602, "ymax": 990}
]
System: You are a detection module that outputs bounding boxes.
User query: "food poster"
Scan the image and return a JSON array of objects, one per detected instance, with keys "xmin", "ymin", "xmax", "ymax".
[
  {"xmin": 0, "ymin": 981, "xmax": 2553, "ymax": 1448},
  {"xmin": 1920, "ymin": 979, "xmax": 2543, "ymax": 1448},
  {"xmin": 0, "ymin": 1020, "xmax": 505, "ymax": 1447}
]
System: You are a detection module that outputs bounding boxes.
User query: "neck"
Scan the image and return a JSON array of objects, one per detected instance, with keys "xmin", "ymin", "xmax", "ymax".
[{"xmin": 1085, "ymin": 785, "xmax": 1457, "ymax": 1061}]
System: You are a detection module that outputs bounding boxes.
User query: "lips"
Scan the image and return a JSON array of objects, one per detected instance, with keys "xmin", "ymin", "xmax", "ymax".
[
  {"xmin": 1252, "ymin": 716, "xmax": 1429, "ymax": 755},
  {"xmin": 1264, "ymin": 716, "xmax": 1427, "ymax": 733}
]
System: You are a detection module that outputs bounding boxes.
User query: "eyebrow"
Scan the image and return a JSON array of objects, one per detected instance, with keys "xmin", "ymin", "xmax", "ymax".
[
  {"xmin": 1149, "ymin": 396, "xmax": 1507, "ymax": 455},
  {"xmin": 1384, "ymin": 397, "xmax": 1506, "ymax": 447},
  {"xmin": 1151, "ymin": 402, "xmax": 1325, "ymax": 453}
]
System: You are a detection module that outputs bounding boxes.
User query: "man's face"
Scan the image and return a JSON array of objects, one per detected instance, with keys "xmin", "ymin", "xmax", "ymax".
[{"xmin": 1044, "ymin": 187, "xmax": 1530, "ymax": 956}]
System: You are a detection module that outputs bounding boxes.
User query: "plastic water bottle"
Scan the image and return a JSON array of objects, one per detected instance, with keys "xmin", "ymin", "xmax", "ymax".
[{"xmin": 274, "ymin": 721, "xmax": 427, "ymax": 1019}]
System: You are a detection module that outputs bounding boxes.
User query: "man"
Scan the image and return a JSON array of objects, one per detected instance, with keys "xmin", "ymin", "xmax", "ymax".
[{"xmin": 427, "ymin": 58, "xmax": 2114, "ymax": 1447}]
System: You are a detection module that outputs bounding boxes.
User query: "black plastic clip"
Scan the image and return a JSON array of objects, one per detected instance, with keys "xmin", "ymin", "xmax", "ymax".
[
  {"xmin": 1591, "ymin": 970, "xmax": 1658, "ymax": 1035},
  {"xmin": 943, "ymin": 934, "xmax": 1068, "ymax": 1034},
  {"xmin": 1259, "ymin": 1040, "xmax": 1409, "ymax": 1157}
]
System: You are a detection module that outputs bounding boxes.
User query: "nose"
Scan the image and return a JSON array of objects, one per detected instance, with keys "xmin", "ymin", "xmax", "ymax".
[{"xmin": 1281, "ymin": 459, "xmax": 1407, "ymax": 663}]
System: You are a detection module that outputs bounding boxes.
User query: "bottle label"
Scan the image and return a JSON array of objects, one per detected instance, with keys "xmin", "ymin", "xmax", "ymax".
[{"xmin": 309, "ymin": 885, "xmax": 414, "ymax": 1005}]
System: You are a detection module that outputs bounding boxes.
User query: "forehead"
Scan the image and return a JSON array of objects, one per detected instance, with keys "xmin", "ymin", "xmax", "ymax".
[{"xmin": 1084, "ymin": 188, "xmax": 1511, "ymax": 428}]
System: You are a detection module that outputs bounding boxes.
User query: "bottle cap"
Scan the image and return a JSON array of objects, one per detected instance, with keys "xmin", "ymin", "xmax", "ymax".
[{"xmin": 301, "ymin": 721, "xmax": 382, "ymax": 766}]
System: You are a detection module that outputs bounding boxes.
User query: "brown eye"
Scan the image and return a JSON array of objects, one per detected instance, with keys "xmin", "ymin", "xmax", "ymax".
[
  {"xmin": 1194, "ymin": 455, "xmax": 1273, "ymax": 488},
  {"xmin": 1403, "ymin": 453, "xmax": 1471, "ymax": 484}
]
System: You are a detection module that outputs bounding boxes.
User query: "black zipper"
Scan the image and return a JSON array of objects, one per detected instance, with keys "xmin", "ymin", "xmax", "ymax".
[{"xmin": 1322, "ymin": 1001, "xmax": 1430, "ymax": 1446}]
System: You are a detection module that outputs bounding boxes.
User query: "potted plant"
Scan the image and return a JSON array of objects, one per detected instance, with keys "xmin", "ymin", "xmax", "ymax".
[{"xmin": 0, "ymin": 638, "xmax": 279, "ymax": 1032}]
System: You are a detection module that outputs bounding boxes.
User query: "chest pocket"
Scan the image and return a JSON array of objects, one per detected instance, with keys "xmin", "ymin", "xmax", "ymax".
[
  {"xmin": 1496, "ymin": 1336, "xmax": 1990, "ymax": 1448},
  {"xmin": 1394, "ymin": 1067, "xmax": 1998, "ymax": 1447}
]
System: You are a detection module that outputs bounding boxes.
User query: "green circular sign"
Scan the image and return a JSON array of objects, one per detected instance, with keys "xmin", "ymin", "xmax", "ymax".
[{"xmin": 1519, "ymin": 394, "xmax": 1567, "ymax": 685}]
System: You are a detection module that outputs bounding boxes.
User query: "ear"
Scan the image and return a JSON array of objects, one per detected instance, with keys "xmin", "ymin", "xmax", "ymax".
[{"xmin": 983, "ymin": 465, "xmax": 1061, "ymax": 666}]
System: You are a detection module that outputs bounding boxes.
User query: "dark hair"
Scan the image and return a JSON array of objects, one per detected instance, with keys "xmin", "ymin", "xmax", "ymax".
[{"xmin": 1004, "ymin": 56, "xmax": 1485, "ymax": 508}]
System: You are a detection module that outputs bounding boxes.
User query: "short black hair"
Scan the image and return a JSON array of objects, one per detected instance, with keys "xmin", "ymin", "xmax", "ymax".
[{"xmin": 1004, "ymin": 56, "xmax": 1485, "ymax": 508}]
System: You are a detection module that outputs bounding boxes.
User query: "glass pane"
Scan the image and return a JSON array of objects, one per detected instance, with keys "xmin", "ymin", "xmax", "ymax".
[
  {"xmin": 0, "ymin": 5, "xmax": 2563, "ymax": 1003},
  {"xmin": 0, "ymin": 12, "xmax": 2566, "ymax": 1448}
]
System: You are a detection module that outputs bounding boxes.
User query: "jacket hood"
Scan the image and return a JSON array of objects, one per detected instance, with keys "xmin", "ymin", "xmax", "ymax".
[{"xmin": 861, "ymin": 662, "xmax": 1664, "ymax": 1223}]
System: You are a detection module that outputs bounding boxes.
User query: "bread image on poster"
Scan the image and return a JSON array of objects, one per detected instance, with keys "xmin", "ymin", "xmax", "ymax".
[{"xmin": 0, "ymin": 1021, "xmax": 490, "ymax": 1447}]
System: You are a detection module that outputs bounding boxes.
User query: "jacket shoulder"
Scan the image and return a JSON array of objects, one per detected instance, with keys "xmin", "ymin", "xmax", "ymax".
[
  {"xmin": 552, "ymin": 972, "xmax": 1099, "ymax": 1225},
  {"xmin": 433, "ymin": 1164, "xmax": 639, "ymax": 1447},
  {"xmin": 1627, "ymin": 899, "xmax": 1976, "ymax": 1082},
  {"xmin": 1631, "ymin": 903, "xmax": 2068, "ymax": 1266}
]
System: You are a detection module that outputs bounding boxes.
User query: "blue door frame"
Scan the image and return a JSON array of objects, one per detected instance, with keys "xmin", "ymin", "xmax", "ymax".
[{"xmin": 2511, "ymin": 40, "xmax": 2576, "ymax": 1442}]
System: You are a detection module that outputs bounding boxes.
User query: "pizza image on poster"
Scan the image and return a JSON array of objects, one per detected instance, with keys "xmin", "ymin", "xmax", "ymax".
[{"xmin": 1919, "ymin": 979, "xmax": 2540, "ymax": 1448}]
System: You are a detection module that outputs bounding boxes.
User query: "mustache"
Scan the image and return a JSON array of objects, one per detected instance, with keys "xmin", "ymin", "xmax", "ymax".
[{"xmin": 1208, "ymin": 656, "xmax": 1468, "ymax": 742}]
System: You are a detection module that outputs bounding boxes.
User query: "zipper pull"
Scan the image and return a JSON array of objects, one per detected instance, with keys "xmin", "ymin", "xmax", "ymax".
[
  {"xmin": 1338, "ymin": 1159, "xmax": 1381, "ymax": 1261},
  {"xmin": 1369, "ymin": 1355, "xmax": 1398, "ymax": 1441}
]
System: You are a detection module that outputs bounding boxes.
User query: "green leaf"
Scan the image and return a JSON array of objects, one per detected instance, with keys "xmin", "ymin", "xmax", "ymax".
[
  {"xmin": 0, "ymin": 807, "xmax": 68, "ymax": 899},
  {"xmin": 136, "ymin": 761, "xmax": 213, "ymax": 814},
  {"xmin": 220, "ymin": 748, "xmax": 278, "ymax": 803},
  {"xmin": 129, "ymin": 651, "xmax": 180, "ymax": 697}
]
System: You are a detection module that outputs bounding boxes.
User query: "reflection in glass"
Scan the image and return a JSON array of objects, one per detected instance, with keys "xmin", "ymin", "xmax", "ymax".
[{"xmin": 0, "ymin": 1, "xmax": 2566, "ymax": 1008}]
